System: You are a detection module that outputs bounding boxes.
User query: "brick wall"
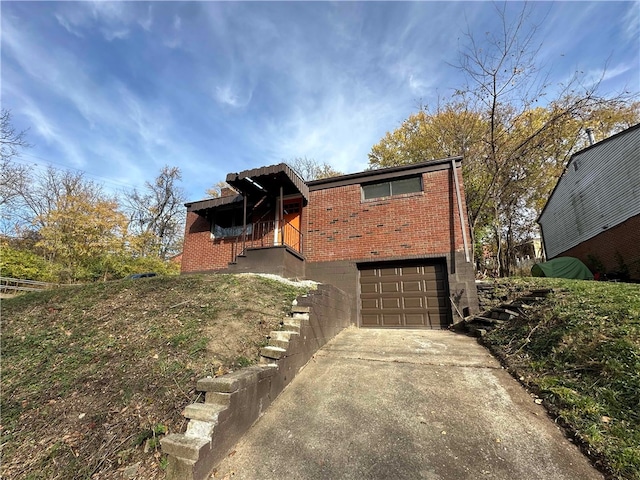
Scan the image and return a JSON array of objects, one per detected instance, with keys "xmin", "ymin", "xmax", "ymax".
[
  {"xmin": 181, "ymin": 212, "xmax": 235, "ymax": 273},
  {"xmin": 304, "ymin": 168, "xmax": 470, "ymax": 263},
  {"xmin": 556, "ymin": 214, "xmax": 640, "ymax": 280},
  {"xmin": 181, "ymin": 165, "xmax": 474, "ymax": 288}
]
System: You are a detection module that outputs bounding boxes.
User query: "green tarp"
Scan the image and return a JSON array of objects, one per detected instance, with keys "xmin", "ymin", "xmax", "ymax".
[{"xmin": 531, "ymin": 257, "xmax": 594, "ymax": 280}]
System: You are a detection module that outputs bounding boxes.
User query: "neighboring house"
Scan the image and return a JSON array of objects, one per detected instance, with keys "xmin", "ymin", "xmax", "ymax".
[
  {"xmin": 181, "ymin": 157, "xmax": 478, "ymax": 327},
  {"xmin": 514, "ymin": 237, "xmax": 544, "ymax": 264},
  {"xmin": 538, "ymin": 123, "xmax": 640, "ymax": 281}
]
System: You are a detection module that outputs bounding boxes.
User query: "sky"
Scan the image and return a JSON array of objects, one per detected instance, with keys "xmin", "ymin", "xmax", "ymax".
[{"xmin": 2, "ymin": 1, "xmax": 639, "ymax": 202}]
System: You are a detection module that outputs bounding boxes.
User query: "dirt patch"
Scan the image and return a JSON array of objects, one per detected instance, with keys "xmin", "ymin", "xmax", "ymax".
[{"xmin": 1, "ymin": 273, "xmax": 311, "ymax": 479}]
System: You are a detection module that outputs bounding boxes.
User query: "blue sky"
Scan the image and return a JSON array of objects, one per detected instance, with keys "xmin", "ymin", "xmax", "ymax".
[{"xmin": 2, "ymin": 1, "xmax": 639, "ymax": 202}]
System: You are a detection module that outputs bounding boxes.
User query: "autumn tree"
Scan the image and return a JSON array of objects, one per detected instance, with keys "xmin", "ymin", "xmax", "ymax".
[
  {"xmin": 453, "ymin": 3, "xmax": 638, "ymax": 274},
  {"xmin": 369, "ymin": 3, "xmax": 638, "ymax": 276},
  {"xmin": 124, "ymin": 166, "xmax": 186, "ymax": 259},
  {"xmin": 36, "ymin": 192, "xmax": 129, "ymax": 282},
  {"xmin": 205, "ymin": 181, "xmax": 234, "ymax": 198}
]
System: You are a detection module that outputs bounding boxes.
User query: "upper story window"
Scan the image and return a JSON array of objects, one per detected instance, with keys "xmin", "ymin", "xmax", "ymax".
[{"xmin": 361, "ymin": 176, "xmax": 422, "ymax": 200}]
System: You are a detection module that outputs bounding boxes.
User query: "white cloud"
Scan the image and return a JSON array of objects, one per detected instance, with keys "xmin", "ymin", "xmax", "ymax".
[
  {"xmin": 251, "ymin": 87, "xmax": 402, "ymax": 175},
  {"xmin": 4, "ymin": 0, "xmax": 638, "ymax": 203},
  {"xmin": 163, "ymin": 38, "xmax": 182, "ymax": 49},
  {"xmin": 622, "ymin": 3, "xmax": 640, "ymax": 44},
  {"xmin": 102, "ymin": 28, "xmax": 129, "ymax": 41},
  {"xmin": 54, "ymin": 13, "xmax": 84, "ymax": 38},
  {"xmin": 20, "ymin": 102, "xmax": 86, "ymax": 168},
  {"xmin": 138, "ymin": 5, "xmax": 153, "ymax": 31},
  {"xmin": 214, "ymin": 84, "xmax": 253, "ymax": 109},
  {"xmin": 117, "ymin": 82, "xmax": 170, "ymax": 149},
  {"xmin": 22, "ymin": 104, "xmax": 57, "ymax": 143}
]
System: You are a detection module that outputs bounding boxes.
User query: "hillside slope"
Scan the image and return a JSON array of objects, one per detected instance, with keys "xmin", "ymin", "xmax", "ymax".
[
  {"xmin": 480, "ymin": 278, "xmax": 640, "ymax": 480},
  {"xmin": 1, "ymin": 274, "xmax": 310, "ymax": 479}
]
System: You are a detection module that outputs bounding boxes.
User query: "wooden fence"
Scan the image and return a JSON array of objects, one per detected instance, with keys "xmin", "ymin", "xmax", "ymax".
[{"xmin": 0, "ymin": 276, "xmax": 59, "ymax": 295}]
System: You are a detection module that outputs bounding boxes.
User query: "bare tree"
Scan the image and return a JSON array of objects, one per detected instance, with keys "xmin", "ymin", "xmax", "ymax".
[
  {"xmin": 0, "ymin": 109, "xmax": 31, "ymax": 212},
  {"xmin": 19, "ymin": 167, "xmax": 103, "ymax": 228},
  {"xmin": 1, "ymin": 109, "xmax": 31, "ymax": 162},
  {"xmin": 453, "ymin": 2, "xmax": 633, "ymax": 275},
  {"xmin": 287, "ymin": 157, "xmax": 343, "ymax": 181},
  {"xmin": 124, "ymin": 165, "xmax": 186, "ymax": 259}
]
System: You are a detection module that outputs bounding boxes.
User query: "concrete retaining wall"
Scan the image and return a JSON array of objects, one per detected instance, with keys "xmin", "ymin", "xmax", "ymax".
[{"xmin": 161, "ymin": 283, "xmax": 351, "ymax": 480}]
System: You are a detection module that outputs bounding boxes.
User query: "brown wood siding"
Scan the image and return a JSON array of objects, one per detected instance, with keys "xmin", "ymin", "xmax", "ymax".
[{"xmin": 359, "ymin": 262, "xmax": 450, "ymax": 329}]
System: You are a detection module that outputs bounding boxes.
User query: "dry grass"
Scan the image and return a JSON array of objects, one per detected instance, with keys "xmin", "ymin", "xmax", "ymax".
[{"xmin": 1, "ymin": 273, "xmax": 310, "ymax": 479}]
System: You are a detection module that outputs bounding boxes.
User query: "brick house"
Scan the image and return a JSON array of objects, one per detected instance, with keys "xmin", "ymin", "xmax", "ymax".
[
  {"xmin": 538, "ymin": 123, "xmax": 640, "ymax": 281},
  {"xmin": 181, "ymin": 157, "xmax": 478, "ymax": 328}
]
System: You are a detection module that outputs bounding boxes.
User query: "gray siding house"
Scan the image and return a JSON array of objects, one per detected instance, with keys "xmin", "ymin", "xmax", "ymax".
[{"xmin": 538, "ymin": 123, "xmax": 640, "ymax": 280}]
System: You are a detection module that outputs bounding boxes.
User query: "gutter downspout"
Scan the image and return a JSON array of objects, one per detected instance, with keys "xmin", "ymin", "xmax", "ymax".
[{"xmin": 452, "ymin": 159, "xmax": 470, "ymax": 263}]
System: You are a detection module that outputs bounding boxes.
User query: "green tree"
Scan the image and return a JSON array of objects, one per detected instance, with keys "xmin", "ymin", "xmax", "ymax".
[{"xmin": 0, "ymin": 240, "xmax": 60, "ymax": 282}]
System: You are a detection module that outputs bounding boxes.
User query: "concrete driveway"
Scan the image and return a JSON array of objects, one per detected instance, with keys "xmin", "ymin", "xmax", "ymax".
[{"xmin": 213, "ymin": 327, "xmax": 602, "ymax": 480}]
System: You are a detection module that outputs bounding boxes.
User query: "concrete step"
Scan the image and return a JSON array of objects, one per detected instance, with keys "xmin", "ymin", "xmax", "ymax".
[
  {"xmin": 269, "ymin": 338, "xmax": 290, "ymax": 350},
  {"xmin": 291, "ymin": 305, "xmax": 310, "ymax": 314},
  {"xmin": 186, "ymin": 419, "xmax": 216, "ymax": 440},
  {"xmin": 204, "ymin": 391, "xmax": 231, "ymax": 406},
  {"xmin": 282, "ymin": 319, "xmax": 301, "ymax": 332},
  {"xmin": 196, "ymin": 365, "xmax": 275, "ymax": 393},
  {"xmin": 183, "ymin": 403, "xmax": 227, "ymax": 422},
  {"xmin": 270, "ymin": 330, "xmax": 299, "ymax": 342},
  {"xmin": 260, "ymin": 345, "xmax": 287, "ymax": 360},
  {"xmin": 160, "ymin": 434, "xmax": 210, "ymax": 462},
  {"xmin": 268, "ymin": 329, "xmax": 299, "ymax": 349}
]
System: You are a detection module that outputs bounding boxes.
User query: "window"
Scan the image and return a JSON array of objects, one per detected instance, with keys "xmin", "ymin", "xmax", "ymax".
[
  {"xmin": 210, "ymin": 206, "xmax": 252, "ymax": 238},
  {"xmin": 362, "ymin": 176, "xmax": 422, "ymax": 200},
  {"xmin": 212, "ymin": 224, "xmax": 251, "ymax": 238}
]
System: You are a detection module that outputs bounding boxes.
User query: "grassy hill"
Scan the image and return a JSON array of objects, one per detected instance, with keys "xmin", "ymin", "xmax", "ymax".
[
  {"xmin": 2, "ymin": 275, "xmax": 638, "ymax": 479},
  {"xmin": 481, "ymin": 278, "xmax": 640, "ymax": 480},
  {"xmin": 1, "ymin": 274, "xmax": 310, "ymax": 479}
]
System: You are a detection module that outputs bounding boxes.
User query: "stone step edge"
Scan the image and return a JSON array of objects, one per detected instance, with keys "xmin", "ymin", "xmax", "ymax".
[
  {"xmin": 197, "ymin": 364, "xmax": 277, "ymax": 393},
  {"xmin": 183, "ymin": 403, "xmax": 227, "ymax": 422},
  {"xmin": 161, "ymin": 434, "xmax": 210, "ymax": 462},
  {"xmin": 162, "ymin": 294, "xmax": 319, "ymax": 479},
  {"xmin": 260, "ymin": 345, "xmax": 287, "ymax": 360}
]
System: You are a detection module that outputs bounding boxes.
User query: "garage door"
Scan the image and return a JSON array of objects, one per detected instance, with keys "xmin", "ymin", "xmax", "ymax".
[{"xmin": 359, "ymin": 262, "xmax": 450, "ymax": 329}]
